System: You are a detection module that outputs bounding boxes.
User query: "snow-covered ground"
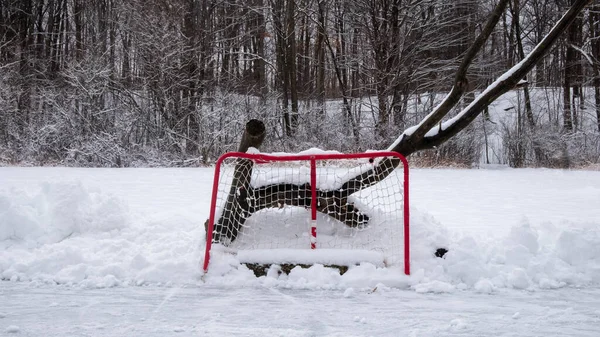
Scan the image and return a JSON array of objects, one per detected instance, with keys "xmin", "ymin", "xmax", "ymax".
[{"xmin": 1, "ymin": 166, "xmax": 600, "ymax": 336}]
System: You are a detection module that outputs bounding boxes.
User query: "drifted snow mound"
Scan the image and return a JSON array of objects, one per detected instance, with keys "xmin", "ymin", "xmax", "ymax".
[
  {"xmin": 411, "ymin": 218, "xmax": 600, "ymax": 293},
  {"xmin": 0, "ymin": 182, "xmax": 129, "ymax": 244},
  {"xmin": 0, "ymin": 181, "xmax": 204, "ymax": 287},
  {"xmin": 205, "ymin": 215, "xmax": 600, "ymax": 292}
]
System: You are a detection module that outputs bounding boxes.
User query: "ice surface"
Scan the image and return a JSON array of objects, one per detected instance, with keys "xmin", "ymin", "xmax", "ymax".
[{"xmin": 2, "ymin": 283, "xmax": 599, "ymax": 336}]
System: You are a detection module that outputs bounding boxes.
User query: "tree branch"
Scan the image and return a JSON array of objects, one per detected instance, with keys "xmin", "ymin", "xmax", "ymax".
[
  {"xmin": 413, "ymin": 0, "xmax": 592, "ymax": 151},
  {"xmin": 388, "ymin": 0, "xmax": 510, "ymax": 155}
]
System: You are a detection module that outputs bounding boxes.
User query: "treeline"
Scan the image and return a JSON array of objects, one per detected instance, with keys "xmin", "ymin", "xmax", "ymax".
[{"xmin": 0, "ymin": 0, "xmax": 599, "ymax": 167}]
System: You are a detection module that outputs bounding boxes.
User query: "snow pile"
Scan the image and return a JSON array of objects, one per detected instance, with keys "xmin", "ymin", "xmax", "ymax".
[
  {"xmin": 0, "ymin": 181, "xmax": 204, "ymax": 287},
  {"xmin": 0, "ymin": 182, "xmax": 129, "ymax": 244},
  {"xmin": 407, "ymin": 219, "xmax": 600, "ymax": 292},
  {"xmin": 203, "ymin": 215, "xmax": 600, "ymax": 292}
]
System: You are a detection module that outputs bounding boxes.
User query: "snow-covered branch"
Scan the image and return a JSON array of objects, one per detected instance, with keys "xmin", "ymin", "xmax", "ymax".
[{"xmin": 389, "ymin": 0, "xmax": 592, "ymax": 156}]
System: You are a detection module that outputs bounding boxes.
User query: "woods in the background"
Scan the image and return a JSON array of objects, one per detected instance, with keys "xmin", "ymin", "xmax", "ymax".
[{"xmin": 0, "ymin": 0, "xmax": 598, "ymax": 167}]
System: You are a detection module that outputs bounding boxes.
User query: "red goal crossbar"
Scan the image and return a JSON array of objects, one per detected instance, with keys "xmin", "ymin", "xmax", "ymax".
[{"xmin": 203, "ymin": 151, "xmax": 410, "ymax": 275}]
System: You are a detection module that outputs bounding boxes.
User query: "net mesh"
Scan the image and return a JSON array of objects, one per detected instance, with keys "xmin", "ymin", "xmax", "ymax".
[{"xmin": 209, "ymin": 154, "xmax": 406, "ymax": 265}]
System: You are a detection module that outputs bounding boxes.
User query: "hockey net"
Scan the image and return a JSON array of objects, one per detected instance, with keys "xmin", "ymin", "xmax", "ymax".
[{"xmin": 203, "ymin": 151, "xmax": 410, "ymax": 275}]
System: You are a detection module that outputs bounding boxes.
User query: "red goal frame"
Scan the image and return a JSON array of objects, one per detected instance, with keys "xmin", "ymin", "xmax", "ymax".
[{"xmin": 203, "ymin": 151, "xmax": 410, "ymax": 275}]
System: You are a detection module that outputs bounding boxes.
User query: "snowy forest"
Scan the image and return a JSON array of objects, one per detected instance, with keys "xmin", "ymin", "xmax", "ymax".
[{"xmin": 1, "ymin": 0, "xmax": 599, "ymax": 167}]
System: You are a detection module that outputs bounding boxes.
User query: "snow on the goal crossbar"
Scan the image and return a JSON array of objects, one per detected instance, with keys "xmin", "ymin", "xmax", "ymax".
[
  {"xmin": 245, "ymin": 147, "xmax": 401, "ymax": 190},
  {"xmin": 261, "ymin": 147, "xmax": 343, "ymax": 156}
]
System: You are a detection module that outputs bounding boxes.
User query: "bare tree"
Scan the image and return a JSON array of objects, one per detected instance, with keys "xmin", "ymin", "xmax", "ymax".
[{"xmin": 590, "ymin": 4, "xmax": 600, "ymax": 132}]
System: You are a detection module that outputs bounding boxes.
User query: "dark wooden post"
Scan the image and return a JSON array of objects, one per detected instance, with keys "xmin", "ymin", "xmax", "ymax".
[{"xmin": 209, "ymin": 119, "xmax": 266, "ymax": 244}]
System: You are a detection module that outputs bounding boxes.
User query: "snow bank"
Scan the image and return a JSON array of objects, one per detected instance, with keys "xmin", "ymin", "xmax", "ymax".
[
  {"xmin": 0, "ymin": 182, "xmax": 129, "ymax": 244},
  {"xmin": 0, "ymin": 181, "xmax": 204, "ymax": 287},
  {"xmin": 202, "ymin": 214, "xmax": 600, "ymax": 292},
  {"xmin": 411, "ymin": 218, "xmax": 600, "ymax": 291}
]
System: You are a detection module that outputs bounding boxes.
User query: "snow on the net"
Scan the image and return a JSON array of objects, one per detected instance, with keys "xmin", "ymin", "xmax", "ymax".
[
  {"xmin": 0, "ymin": 168, "xmax": 599, "ymax": 292},
  {"xmin": 265, "ymin": 147, "xmax": 342, "ymax": 157},
  {"xmin": 249, "ymin": 165, "xmax": 385, "ymax": 191},
  {"xmin": 243, "ymin": 148, "xmax": 401, "ymax": 191}
]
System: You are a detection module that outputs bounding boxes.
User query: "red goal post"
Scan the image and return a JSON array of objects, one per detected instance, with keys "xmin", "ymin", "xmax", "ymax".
[{"xmin": 203, "ymin": 151, "xmax": 410, "ymax": 275}]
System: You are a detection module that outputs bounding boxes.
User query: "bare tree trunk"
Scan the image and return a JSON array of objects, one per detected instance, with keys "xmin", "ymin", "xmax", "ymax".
[
  {"xmin": 563, "ymin": 0, "xmax": 582, "ymax": 132},
  {"xmin": 17, "ymin": 0, "xmax": 33, "ymax": 124},
  {"xmin": 286, "ymin": 0, "xmax": 299, "ymax": 133},
  {"xmin": 318, "ymin": 0, "xmax": 359, "ymax": 146},
  {"xmin": 251, "ymin": 0, "xmax": 267, "ymax": 101},
  {"xmin": 209, "ymin": 120, "xmax": 267, "ymax": 244},
  {"xmin": 271, "ymin": 0, "xmax": 292, "ymax": 136},
  {"xmin": 315, "ymin": 1, "xmax": 326, "ymax": 116},
  {"xmin": 74, "ymin": 0, "xmax": 84, "ymax": 61},
  {"xmin": 563, "ymin": 62, "xmax": 573, "ymax": 131},
  {"xmin": 512, "ymin": 0, "xmax": 535, "ymax": 129},
  {"xmin": 512, "ymin": 0, "xmax": 544, "ymax": 165},
  {"xmin": 591, "ymin": 5, "xmax": 600, "ymax": 132}
]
